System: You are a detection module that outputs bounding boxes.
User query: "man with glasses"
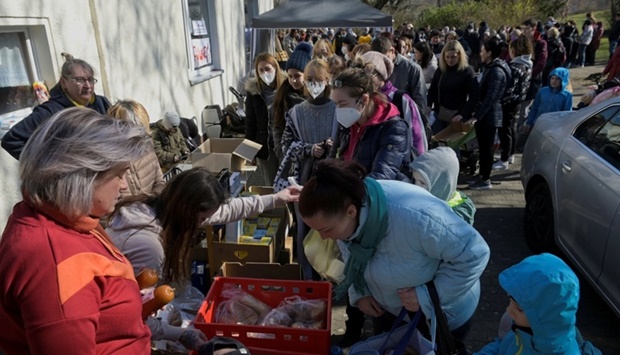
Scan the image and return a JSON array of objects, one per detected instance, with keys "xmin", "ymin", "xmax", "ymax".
[{"xmin": 1, "ymin": 54, "xmax": 110, "ymax": 160}]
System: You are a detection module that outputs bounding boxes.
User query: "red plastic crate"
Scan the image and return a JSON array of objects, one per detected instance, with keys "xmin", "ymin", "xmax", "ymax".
[{"xmin": 194, "ymin": 276, "xmax": 332, "ymax": 355}]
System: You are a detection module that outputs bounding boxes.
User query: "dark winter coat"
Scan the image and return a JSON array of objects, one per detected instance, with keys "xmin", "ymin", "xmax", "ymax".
[
  {"xmin": 244, "ymin": 77, "xmax": 280, "ymax": 160},
  {"xmin": 544, "ymin": 37, "xmax": 566, "ymax": 80},
  {"xmin": 475, "ymin": 58, "xmax": 511, "ymax": 128},
  {"xmin": 428, "ymin": 65, "xmax": 480, "ymax": 121},
  {"xmin": 331, "ymin": 101, "xmax": 412, "ymax": 182},
  {"xmin": 526, "ymin": 37, "xmax": 548, "ymax": 100},
  {"xmin": 504, "ymin": 55, "xmax": 533, "ymax": 110},
  {"xmin": 1, "ymin": 84, "xmax": 110, "ymax": 160},
  {"xmin": 609, "ymin": 21, "xmax": 620, "ymax": 42}
]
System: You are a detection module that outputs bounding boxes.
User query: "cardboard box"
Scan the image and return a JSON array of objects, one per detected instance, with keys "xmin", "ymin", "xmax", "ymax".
[
  {"xmin": 192, "ymin": 138, "xmax": 261, "ymax": 172},
  {"xmin": 220, "ymin": 262, "xmax": 301, "ymax": 280},
  {"xmin": 432, "ymin": 121, "xmax": 475, "ymax": 149},
  {"xmin": 207, "ymin": 207, "xmax": 288, "ymax": 278}
]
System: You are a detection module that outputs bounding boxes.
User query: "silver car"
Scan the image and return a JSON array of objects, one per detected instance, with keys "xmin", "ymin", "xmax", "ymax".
[{"xmin": 521, "ymin": 98, "xmax": 620, "ymax": 319}]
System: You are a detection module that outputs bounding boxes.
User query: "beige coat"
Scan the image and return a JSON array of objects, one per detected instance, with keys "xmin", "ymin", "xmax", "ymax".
[{"xmin": 121, "ymin": 144, "xmax": 165, "ymax": 198}]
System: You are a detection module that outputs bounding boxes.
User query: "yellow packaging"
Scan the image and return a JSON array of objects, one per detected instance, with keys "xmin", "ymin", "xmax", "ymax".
[
  {"xmin": 268, "ymin": 218, "xmax": 281, "ymax": 228},
  {"xmin": 257, "ymin": 217, "xmax": 271, "ymax": 229},
  {"xmin": 266, "ymin": 226, "xmax": 278, "ymax": 238}
]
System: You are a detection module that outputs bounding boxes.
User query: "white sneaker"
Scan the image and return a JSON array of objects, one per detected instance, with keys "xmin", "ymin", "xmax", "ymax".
[
  {"xmin": 492, "ymin": 160, "xmax": 509, "ymax": 170},
  {"xmin": 508, "ymin": 155, "xmax": 515, "ymax": 164}
]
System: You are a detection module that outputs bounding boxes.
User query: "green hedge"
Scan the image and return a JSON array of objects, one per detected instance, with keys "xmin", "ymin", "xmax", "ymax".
[{"xmin": 415, "ymin": 0, "xmax": 544, "ymax": 30}]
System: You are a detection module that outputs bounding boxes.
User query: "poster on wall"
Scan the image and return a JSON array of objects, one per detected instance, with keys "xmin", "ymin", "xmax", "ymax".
[{"xmin": 192, "ymin": 37, "xmax": 212, "ymax": 70}]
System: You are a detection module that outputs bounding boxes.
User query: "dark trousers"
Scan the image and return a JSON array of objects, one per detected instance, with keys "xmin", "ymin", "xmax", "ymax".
[
  {"xmin": 498, "ymin": 106, "xmax": 518, "ymax": 161},
  {"xmin": 475, "ymin": 123, "xmax": 497, "ymax": 181}
]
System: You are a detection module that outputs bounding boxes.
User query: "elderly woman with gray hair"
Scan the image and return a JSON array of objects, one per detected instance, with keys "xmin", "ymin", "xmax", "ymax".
[
  {"xmin": 1, "ymin": 53, "xmax": 111, "ymax": 160},
  {"xmin": 0, "ymin": 107, "xmax": 152, "ymax": 353}
]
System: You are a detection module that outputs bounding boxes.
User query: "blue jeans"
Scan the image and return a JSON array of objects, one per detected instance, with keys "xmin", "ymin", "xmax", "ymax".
[
  {"xmin": 577, "ymin": 44, "xmax": 588, "ymax": 66},
  {"xmin": 610, "ymin": 40, "xmax": 618, "ymax": 59}
]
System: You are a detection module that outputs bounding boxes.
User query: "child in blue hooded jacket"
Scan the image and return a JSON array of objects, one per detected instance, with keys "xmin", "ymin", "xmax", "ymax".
[
  {"xmin": 525, "ymin": 67, "xmax": 573, "ymax": 133},
  {"xmin": 475, "ymin": 253, "xmax": 601, "ymax": 355}
]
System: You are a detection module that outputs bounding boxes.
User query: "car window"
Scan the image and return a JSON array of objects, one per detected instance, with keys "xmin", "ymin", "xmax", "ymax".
[
  {"xmin": 574, "ymin": 107, "xmax": 620, "ymax": 170},
  {"xmin": 573, "ymin": 106, "xmax": 618, "ymax": 145}
]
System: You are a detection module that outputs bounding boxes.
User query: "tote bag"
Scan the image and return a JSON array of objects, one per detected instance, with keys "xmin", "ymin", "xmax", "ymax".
[
  {"xmin": 349, "ymin": 309, "xmax": 436, "ymax": 355},
  {"xmin": 302, "ymin": 229, "xmax": 345, "ymax": 284}
]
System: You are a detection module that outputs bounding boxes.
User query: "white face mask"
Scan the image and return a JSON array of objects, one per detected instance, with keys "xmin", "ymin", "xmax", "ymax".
[
  {"xmin": 341, "ymin": 46, "xmax": 349, "ymax": 55},
  {"xmin": 306, "ymin": 81, "xmax": 326, "ymax": 99},
  {"xmin": 260, "ymin": 71, "xmax": 276, "ymax": 85},
  {"xmin": 344, "ymin": 53, "xmax": 351, "ymax": 61},
  {"xmin": 336, "ymin": 107, "xmax": 361, "ymax": 128}
]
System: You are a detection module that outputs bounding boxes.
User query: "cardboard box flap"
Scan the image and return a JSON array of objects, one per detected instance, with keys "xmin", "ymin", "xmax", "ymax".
[
  {"xmin": 232, "ymin": 139, "xmax": 262, "ymax": 161},
  {"xmin": 221, "ymin": 262, "xmax": 301, "ymax": 280}
]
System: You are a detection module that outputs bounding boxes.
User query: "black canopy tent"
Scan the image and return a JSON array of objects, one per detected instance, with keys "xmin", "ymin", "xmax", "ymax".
[
  {"xmin": 251, "ymin": 0, "xmax": 393, "ymax": 29},
  {"xmin": 241, "ymin": 0, "xmax": 392, "ymax": 90}
]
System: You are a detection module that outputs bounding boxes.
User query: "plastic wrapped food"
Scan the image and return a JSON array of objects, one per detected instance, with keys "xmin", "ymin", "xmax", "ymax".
[
  {"xmin": 260, "ymin": 308, "xmax": 293, "ymax": 327},
  {"xmin": 220, "ymin": 283, "xmax": 271, "ymax": 318},
  {"xmin": 279, "ymin": 296, "xmax": 327, "ymax": 326},
  {"xmin": 215, "ymin": 299, "xmax": 259, "ymax": 325}
]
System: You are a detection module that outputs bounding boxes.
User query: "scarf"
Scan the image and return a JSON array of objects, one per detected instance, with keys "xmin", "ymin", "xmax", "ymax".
[{"xmin": 334, "ymin": 178, "xmax": 388, "ymax": 300}]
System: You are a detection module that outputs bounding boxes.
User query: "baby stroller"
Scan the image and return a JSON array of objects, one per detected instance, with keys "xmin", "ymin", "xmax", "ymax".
[
  {"xmin": 221, "ymin": 86, "xmax": 246, "ymax": 137},
  {"xmin": 431, "ymin": 122, "xmax": 479, "ymax": 175}
]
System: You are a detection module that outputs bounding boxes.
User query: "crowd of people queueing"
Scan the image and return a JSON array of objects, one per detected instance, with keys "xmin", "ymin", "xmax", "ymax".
[{"xmin": 0, "ymin": 12, "xmax": 612, "ymax": 354}]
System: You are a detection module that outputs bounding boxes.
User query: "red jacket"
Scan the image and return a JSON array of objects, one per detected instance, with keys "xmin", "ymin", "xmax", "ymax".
[
  {"xmin": 604, "ymin": 46, "xmax": 620, "ymax": 80},
  {"xmin": 0, "ymin": 202, "xmax": 151, "ymax": 354}
]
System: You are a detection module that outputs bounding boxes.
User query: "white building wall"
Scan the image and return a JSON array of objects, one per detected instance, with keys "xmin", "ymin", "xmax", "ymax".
[{"xmin": 0, "ymin": 0, "xmax": 273, "ymax": 235}]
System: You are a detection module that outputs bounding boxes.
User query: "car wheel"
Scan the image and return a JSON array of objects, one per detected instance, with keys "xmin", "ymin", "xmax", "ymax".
[{"xmin": 524, "ymin": 182, "xmax": 555, "ymax": 253}]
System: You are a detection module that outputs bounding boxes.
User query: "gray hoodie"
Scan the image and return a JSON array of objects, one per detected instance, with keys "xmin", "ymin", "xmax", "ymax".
[{"xmin": 409, "ymin": 147, "xmax": 476, "ymax": 224}]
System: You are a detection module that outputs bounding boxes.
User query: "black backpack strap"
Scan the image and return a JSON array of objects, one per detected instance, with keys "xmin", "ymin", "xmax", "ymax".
[{"xmin": 392, "ymin": 89, "xmax": 406, "ymax": 120}]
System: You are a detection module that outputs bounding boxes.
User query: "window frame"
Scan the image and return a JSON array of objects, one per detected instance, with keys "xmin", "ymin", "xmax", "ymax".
[
  {"xmin": 0, "ymin": 28, "xmax": 41, "ymax": 120},
  {"xmin": 181, "ymin": 0, "xmax": 224, "ymax": 86}
]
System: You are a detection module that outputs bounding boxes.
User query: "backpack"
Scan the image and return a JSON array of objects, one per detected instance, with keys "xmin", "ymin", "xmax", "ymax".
[{"xmin": 391, "ymin": 89, "xmax": 433, "ymax": 151}]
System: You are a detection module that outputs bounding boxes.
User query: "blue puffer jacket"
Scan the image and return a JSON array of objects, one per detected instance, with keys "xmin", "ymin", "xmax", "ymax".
[
  {"xmin": 340, "ymin": 180, "xmax": 490, "ymax": 330},
  {"xmin": 475, "ymin": 58, "xmax": 511, "ymax": 128},
  {"xmin": 526, "ymin": 67, "xmax": 573, "ymax": 127},
  {"xmin": 475, "ymin": 253, "xmax": 602, "ymax": 355}
]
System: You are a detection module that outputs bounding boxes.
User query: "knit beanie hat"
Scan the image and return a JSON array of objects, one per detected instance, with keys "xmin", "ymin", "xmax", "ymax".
[
  {"xmin": 162, "ymin": 110, "xmax": 181, "ymax": 129},
  {"xmin": 361, "ymin": 51, "xmax": 394, "ymax": 81},
  {"xmin": 285, "ymin": 42, "xmax": 313, "ymax": 72}
]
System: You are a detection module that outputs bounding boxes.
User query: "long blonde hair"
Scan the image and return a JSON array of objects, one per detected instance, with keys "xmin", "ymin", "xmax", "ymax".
[
  {"xmin": 439, "ymin": 40, "xmax": 469, "ymax": 72},
  {"xmin": 108, "ymin": 100, "xmax": 152, "ymax": 134}
]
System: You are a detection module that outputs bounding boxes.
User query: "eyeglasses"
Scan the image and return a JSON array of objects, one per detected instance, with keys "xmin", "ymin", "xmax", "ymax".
[{"xmin": 65, "ymin": 76, "xmax": 98, "ymax": 85}]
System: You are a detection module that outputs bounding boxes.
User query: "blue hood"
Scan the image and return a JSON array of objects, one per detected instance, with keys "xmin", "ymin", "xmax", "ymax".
[
  {"xmin": 499, "ymin": 253, "xmax": 580, "ymax": 353},
  {"xmin": 549, "ymin": 67, "xmax": 570, "ymax": 91}
]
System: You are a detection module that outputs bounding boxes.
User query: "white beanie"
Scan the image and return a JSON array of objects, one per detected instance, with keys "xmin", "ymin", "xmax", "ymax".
[{"xmin": 163, "ymin": 110, "xmax": 181, "ymax": 129}]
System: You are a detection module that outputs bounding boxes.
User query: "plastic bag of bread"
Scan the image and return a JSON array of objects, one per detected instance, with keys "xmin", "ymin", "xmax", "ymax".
[
  {"xmin": 260, "ymin": 307, "xmax": 293, "ymax": 327},
  {"xmin": 220, "ymin": 283, "xmax": 271, "ymax": 319},
  {"xmin": 279, "ymin": 296, "xmax": 327, "ymax": 327},
  {"xmin": 215, "ymin": 299, "xmax": 259, "ymax": 325}
]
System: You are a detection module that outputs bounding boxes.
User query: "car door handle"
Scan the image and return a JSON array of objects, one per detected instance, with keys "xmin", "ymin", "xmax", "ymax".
[{"xmin": 561, "ymin": 160, "xmax": 572, "ymax": 173}]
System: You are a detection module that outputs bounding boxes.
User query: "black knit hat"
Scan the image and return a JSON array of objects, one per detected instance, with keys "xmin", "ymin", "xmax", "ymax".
[{"xmin": 285, "ymin": 42, "xmax": 313, "ymax": 71}]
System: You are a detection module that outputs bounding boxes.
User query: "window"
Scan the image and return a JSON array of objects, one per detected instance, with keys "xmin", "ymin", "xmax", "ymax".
[
  {"xmin": 182, "ymin": 0, "xmax": 223, "ymax": 85},
  {"xmin": 0, "ymin": 30, "xmax": 38, "ymax": 118},
  {"xmin": 574, "ymin": 107, "xmax": 620, "ymax": 170}
]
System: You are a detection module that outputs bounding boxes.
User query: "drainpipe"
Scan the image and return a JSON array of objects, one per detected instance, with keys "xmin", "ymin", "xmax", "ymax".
[{"xmin": 88, "ymin": 0, "xmax": 111, "ymax": 98}]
